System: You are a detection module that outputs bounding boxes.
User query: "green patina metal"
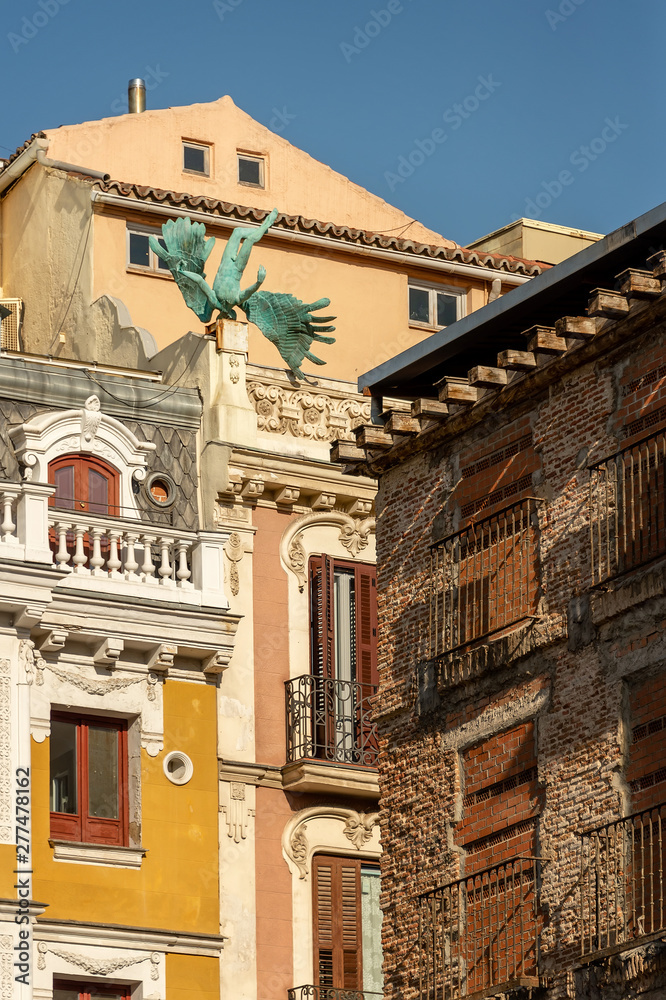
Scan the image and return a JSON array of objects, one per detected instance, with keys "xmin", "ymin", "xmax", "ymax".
[{"xmin": 149, "ymin": 209, "xmax": 336, "ymax": 380}]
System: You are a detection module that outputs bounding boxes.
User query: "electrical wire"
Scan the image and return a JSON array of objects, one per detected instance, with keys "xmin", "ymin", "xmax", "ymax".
[{"xmin": 81, "ymin": 333, "xmax": 205, "ymax": 408}]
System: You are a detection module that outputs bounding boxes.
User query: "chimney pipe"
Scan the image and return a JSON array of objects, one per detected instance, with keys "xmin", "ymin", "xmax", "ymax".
[{"xmin": 128, "ymin": 78, "xmax": 146, "ymax": 114}]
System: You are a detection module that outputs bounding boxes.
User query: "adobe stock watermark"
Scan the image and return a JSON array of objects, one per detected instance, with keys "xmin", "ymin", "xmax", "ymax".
[
  {"xmin": 268, "ymin": 106, "xmax": 296, "ymax": 135},
  {"xmin": 8, "ymin": 0, "xmax": 72, "ymax": 54},
  {"xmin": 511, "ymin": 116, "xmax": 628, "ymax": 221},
  {"xmin": 213, "ymin": 0, "xmax": 243, "ymax": 22},
  {"xmin": 545, "ymin": 0, "xmax": 586, "ymax": 30},
  {"xmin": 340, "ymin": 0, "xmax": 410, "ymax": 63},
  {"xmin": 384, "ymin": 75, "xmax": 501, "ymax": 192}
]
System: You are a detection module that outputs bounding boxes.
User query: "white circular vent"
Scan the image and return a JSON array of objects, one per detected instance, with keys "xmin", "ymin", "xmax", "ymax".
[{"xmin": 163, "ymin": 750, "xmax": 193, "ymax": 785}]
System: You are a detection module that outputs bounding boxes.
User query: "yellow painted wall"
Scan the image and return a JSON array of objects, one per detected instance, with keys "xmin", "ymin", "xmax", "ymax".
[
  {"xmin": 32, "ymin": 679, "xmax": 219, "ymax": 933},
  {"xmin": 0, "ymin": 844, "xmax": 18, "ymax": 897},
  {"xmin": 92, "ymin": 208, "xmax": 476, "ymax": 378},
  {"xmin": 44, "ymin": 96, "xmax": 453, "ymax": 248},
  {"xmin": 166, "ymin": 953, "xmax": 219, "ymax": 1000}
]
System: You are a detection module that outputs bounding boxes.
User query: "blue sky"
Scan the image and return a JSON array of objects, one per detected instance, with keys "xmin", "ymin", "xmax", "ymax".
[{"xmin": 1, "ymin": 0, "xmax": 663, "ymax": 246}]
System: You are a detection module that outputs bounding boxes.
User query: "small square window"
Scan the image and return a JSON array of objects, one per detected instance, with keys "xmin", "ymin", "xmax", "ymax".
[
  {"xmin": 183, "ymin": 141, "xmax": 210, "ymax": 176},
  {"xmin": 408, "ymin": 283, "xmax": 465, "ymax": 329},
  {"xmin": 238, "ymin": 153, "xmax": 265, "ymax": 188}
]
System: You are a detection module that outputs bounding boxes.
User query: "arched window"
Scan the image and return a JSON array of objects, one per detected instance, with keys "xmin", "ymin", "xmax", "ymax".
[{"xmin": 48, "ymin": 454, "xmax": 121, "ymax": 517}]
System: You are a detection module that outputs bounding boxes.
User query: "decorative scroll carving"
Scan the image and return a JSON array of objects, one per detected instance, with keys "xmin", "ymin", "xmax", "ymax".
[
  {"xmin": 287, "ymin": 535, "xmax": 307, "ymax": 592},
  {"xmin": 37, "ymin": 942, "xmax": 159, "ymax": 977},
  {"xmin": 290, "ymin": 825, "xmax": 309, "ymax": 879},
  {"xmin": 284, "ymin": 807, "xmax": 381, "ymax": 880},
  {"xmin": 343, "ymin": 811, "xmax": 380, "ymax": 850},
  {"xmin": 224, "ymin": 532, "xmax": 244, "ymax": 597},
  {"xmin": 281, "ymin": 511, "xmax": 376, "ymax": 591},
  {"xmin": 0, "ymin": 662, "xmax": 11, "ymax": 843},
  {"xmin": 339, "ymin": 516, "xmax": 375, "ymax": 558},
  {"xmin": 221, "ymin": 781, "xmax": 255, "ymax": 843},
  {"xmin": 0, "ymin": 935, "xmax": 13, "ymax": 1000},
  {"xmin": 20, "ymin": 639, "xmax": 45, "ymax": 685},
  {"xmin": 248, "ymin": 382, "xmax": 371, "ymax": 441}
]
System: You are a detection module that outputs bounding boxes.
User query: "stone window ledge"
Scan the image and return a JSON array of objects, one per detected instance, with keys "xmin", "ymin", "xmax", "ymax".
[{"xmin": 49, "ymin": 839, "xmax": 147, "ymax": 869}]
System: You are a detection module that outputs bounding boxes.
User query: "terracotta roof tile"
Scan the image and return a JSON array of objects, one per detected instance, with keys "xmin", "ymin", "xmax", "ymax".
[
  {"xmin": 95, "ymin": 178, "xmax": 545, "ymax": 277},
  {"xmin": 2, "ymin": 132, "xmax": 46, "ymax": 167}
]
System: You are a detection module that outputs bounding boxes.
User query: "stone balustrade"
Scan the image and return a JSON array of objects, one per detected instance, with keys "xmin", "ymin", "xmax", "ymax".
[
  {"xmin": 49, "ymin": 512, "xmax": 195, "ymax": 589},
  {"xmin": 0, "ymin": 480, "xmax": 228, "ymax": 608}
]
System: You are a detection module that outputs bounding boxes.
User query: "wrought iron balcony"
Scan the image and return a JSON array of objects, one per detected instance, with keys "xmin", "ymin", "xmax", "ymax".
[
  {"xmin": 429, "ymin": 498, "xmax": 539, "ymax": 657},
  {"xmin": 285, "ymin": 675, "xmax": 378, "ymax": 767},
  {"xmin": 288, "ymin": 987, "xmax": 382, "ymax": 1000},
  {"xmin": 580, "ymin": 801, "xmax": 666, "ymax": 960},
  {"xmin": 418, "ymin": 857, "xmax": 541, "ymax": 1000},
  {"xmin": 590, "ymin": 427, "xmax": 666, "ymax": 585}
]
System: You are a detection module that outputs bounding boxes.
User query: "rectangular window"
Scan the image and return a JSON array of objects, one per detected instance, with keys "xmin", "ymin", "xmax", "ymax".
[
  {"xmin": 237, "ymin": 153, "xmax": 265, "ymax": 188},
  {"xmin": 409, "ymin": 282, "xmax": 465, "ymax": 329},
  {"xmin": 126, "ymin": 226, "xmax": 171, "ymax": 275},
  {"xmin": 313, "ymin": 855, "xmax": 383, "ymax": 993},
  {"xmin": 182, "ymin": 140, "xmax": 210, "ymax": 176},
  {"xmin": 50, "ymin": 713, "xmax": 128, "ymax": 846}
]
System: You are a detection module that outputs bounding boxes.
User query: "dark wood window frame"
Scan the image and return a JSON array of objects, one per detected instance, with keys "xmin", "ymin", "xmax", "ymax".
[
  {"xmin": 48, "ymin": 454, "xmax": 121, "ymax": 517},
  {"xmin": 50, "ymin": 711, "xmax": 129, "ymax": 847}
]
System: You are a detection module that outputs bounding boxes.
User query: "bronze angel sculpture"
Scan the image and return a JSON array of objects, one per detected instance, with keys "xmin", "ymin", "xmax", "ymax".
[{"xmin": 149, "ymin": 208, "xmax": 336, "ymax": 380}]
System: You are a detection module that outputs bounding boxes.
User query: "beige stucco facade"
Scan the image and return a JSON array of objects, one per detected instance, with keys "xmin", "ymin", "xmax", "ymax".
[{"xmin": 468, "ymin": 216, "xmax": 603, "ymax": 266}]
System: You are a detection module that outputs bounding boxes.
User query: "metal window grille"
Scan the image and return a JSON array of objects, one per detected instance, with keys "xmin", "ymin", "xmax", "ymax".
[
  {"xmin": 579, "ymin": 802, "xmax": 666, "ymax": 959},
  {"xmin": 0, "ymin": 298, "xmax": 23, "ymax": 350},
  {"xmin": 285, "ymin": 675, "xmax": 378, "ymax": 767},
  {"xmin": 288, "ymin": 988, "xmax": 383, "ymax": 1000},
  {"xmin": 429, "ymin": 498, "xmax": 539, "ymax": 657},
  {"xmin": 418, "ymin": 858, "xmax": 541, "ymax": 1000},
  {"xmin": 589, "ymin": 428, "xmax": 666, "ymax": 585}
]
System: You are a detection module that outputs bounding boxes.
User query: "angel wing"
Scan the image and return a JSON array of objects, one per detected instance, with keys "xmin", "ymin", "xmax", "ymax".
[
  {"xmin": 242, "ymin": 292, "xmax": 336, "ymax": 380},
  {"xmin": 149, "ymin": 218, "xmax": 217, "ymax": 323}
]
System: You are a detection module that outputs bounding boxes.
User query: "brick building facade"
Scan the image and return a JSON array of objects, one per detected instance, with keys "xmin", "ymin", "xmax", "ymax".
[{"xmin": 334, "ymin": 202, "xmax": 666, "ymax": 1000}]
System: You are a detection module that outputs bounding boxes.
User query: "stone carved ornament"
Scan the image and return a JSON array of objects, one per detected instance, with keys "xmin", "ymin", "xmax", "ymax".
[
  {"xmin": 282, "ymin": 511, "xmax": 376, "ymax": 591},
  {"xmin": 248, "ymin": 381, "xmax": 371, "ymax": 441},
  {"xmin": 0, "ymin": 661, "xmax": 11, "ymax": 844},
  {"xmin": 37, "ymin": 942, "xmax": 159, "ymax": 978},
  {"xmin": 286, "ymin": 808, "xmax": 380, "ymax": 879},
  {"xmin": 221, "ymin": 781, "xmax": 255, "ymax": 843},
  {"xmin": 0, "ymin": 934, "xmax": 13, "ymax": 1000},
  {"xmin": 20, "ymin": 640, "xmax": 158, "ymax": 700},
  {"xmin": 224, "ymin": 532, "xmax": 244, "ymax": 597}
]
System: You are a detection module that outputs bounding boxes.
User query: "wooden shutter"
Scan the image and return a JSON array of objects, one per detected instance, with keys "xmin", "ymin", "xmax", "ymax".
[
  {"xmin": 310, "ymin": 555, "xmax": 335, "ymax": 680},
  {"xmin": 313, "ymin": 855, "xmax": 362, "ymax": 990},
  {"xmin": 355, "ymin": 563, "xmax": 378, "ymax": 688}
]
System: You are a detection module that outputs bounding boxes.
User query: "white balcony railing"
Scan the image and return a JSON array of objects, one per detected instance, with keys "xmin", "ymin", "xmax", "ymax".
[
  {"xmin": 0, "ymin": 481, "xmax": 228, "ymax": 608},
  {"xmin": 49, "ymin": 512, "xmax": 194, "ymax": 589}
]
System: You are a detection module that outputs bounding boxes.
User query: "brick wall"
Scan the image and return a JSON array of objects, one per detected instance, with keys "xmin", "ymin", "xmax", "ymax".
[{"xmin": 373, "ymin": 301, "xmax": 666, "ymax": 999}]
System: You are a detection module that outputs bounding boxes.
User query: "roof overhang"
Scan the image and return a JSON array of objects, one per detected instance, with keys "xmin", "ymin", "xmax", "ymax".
[{"xmin": 360, "ymin": 200, "xmax": 666, "ymax": 399}]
